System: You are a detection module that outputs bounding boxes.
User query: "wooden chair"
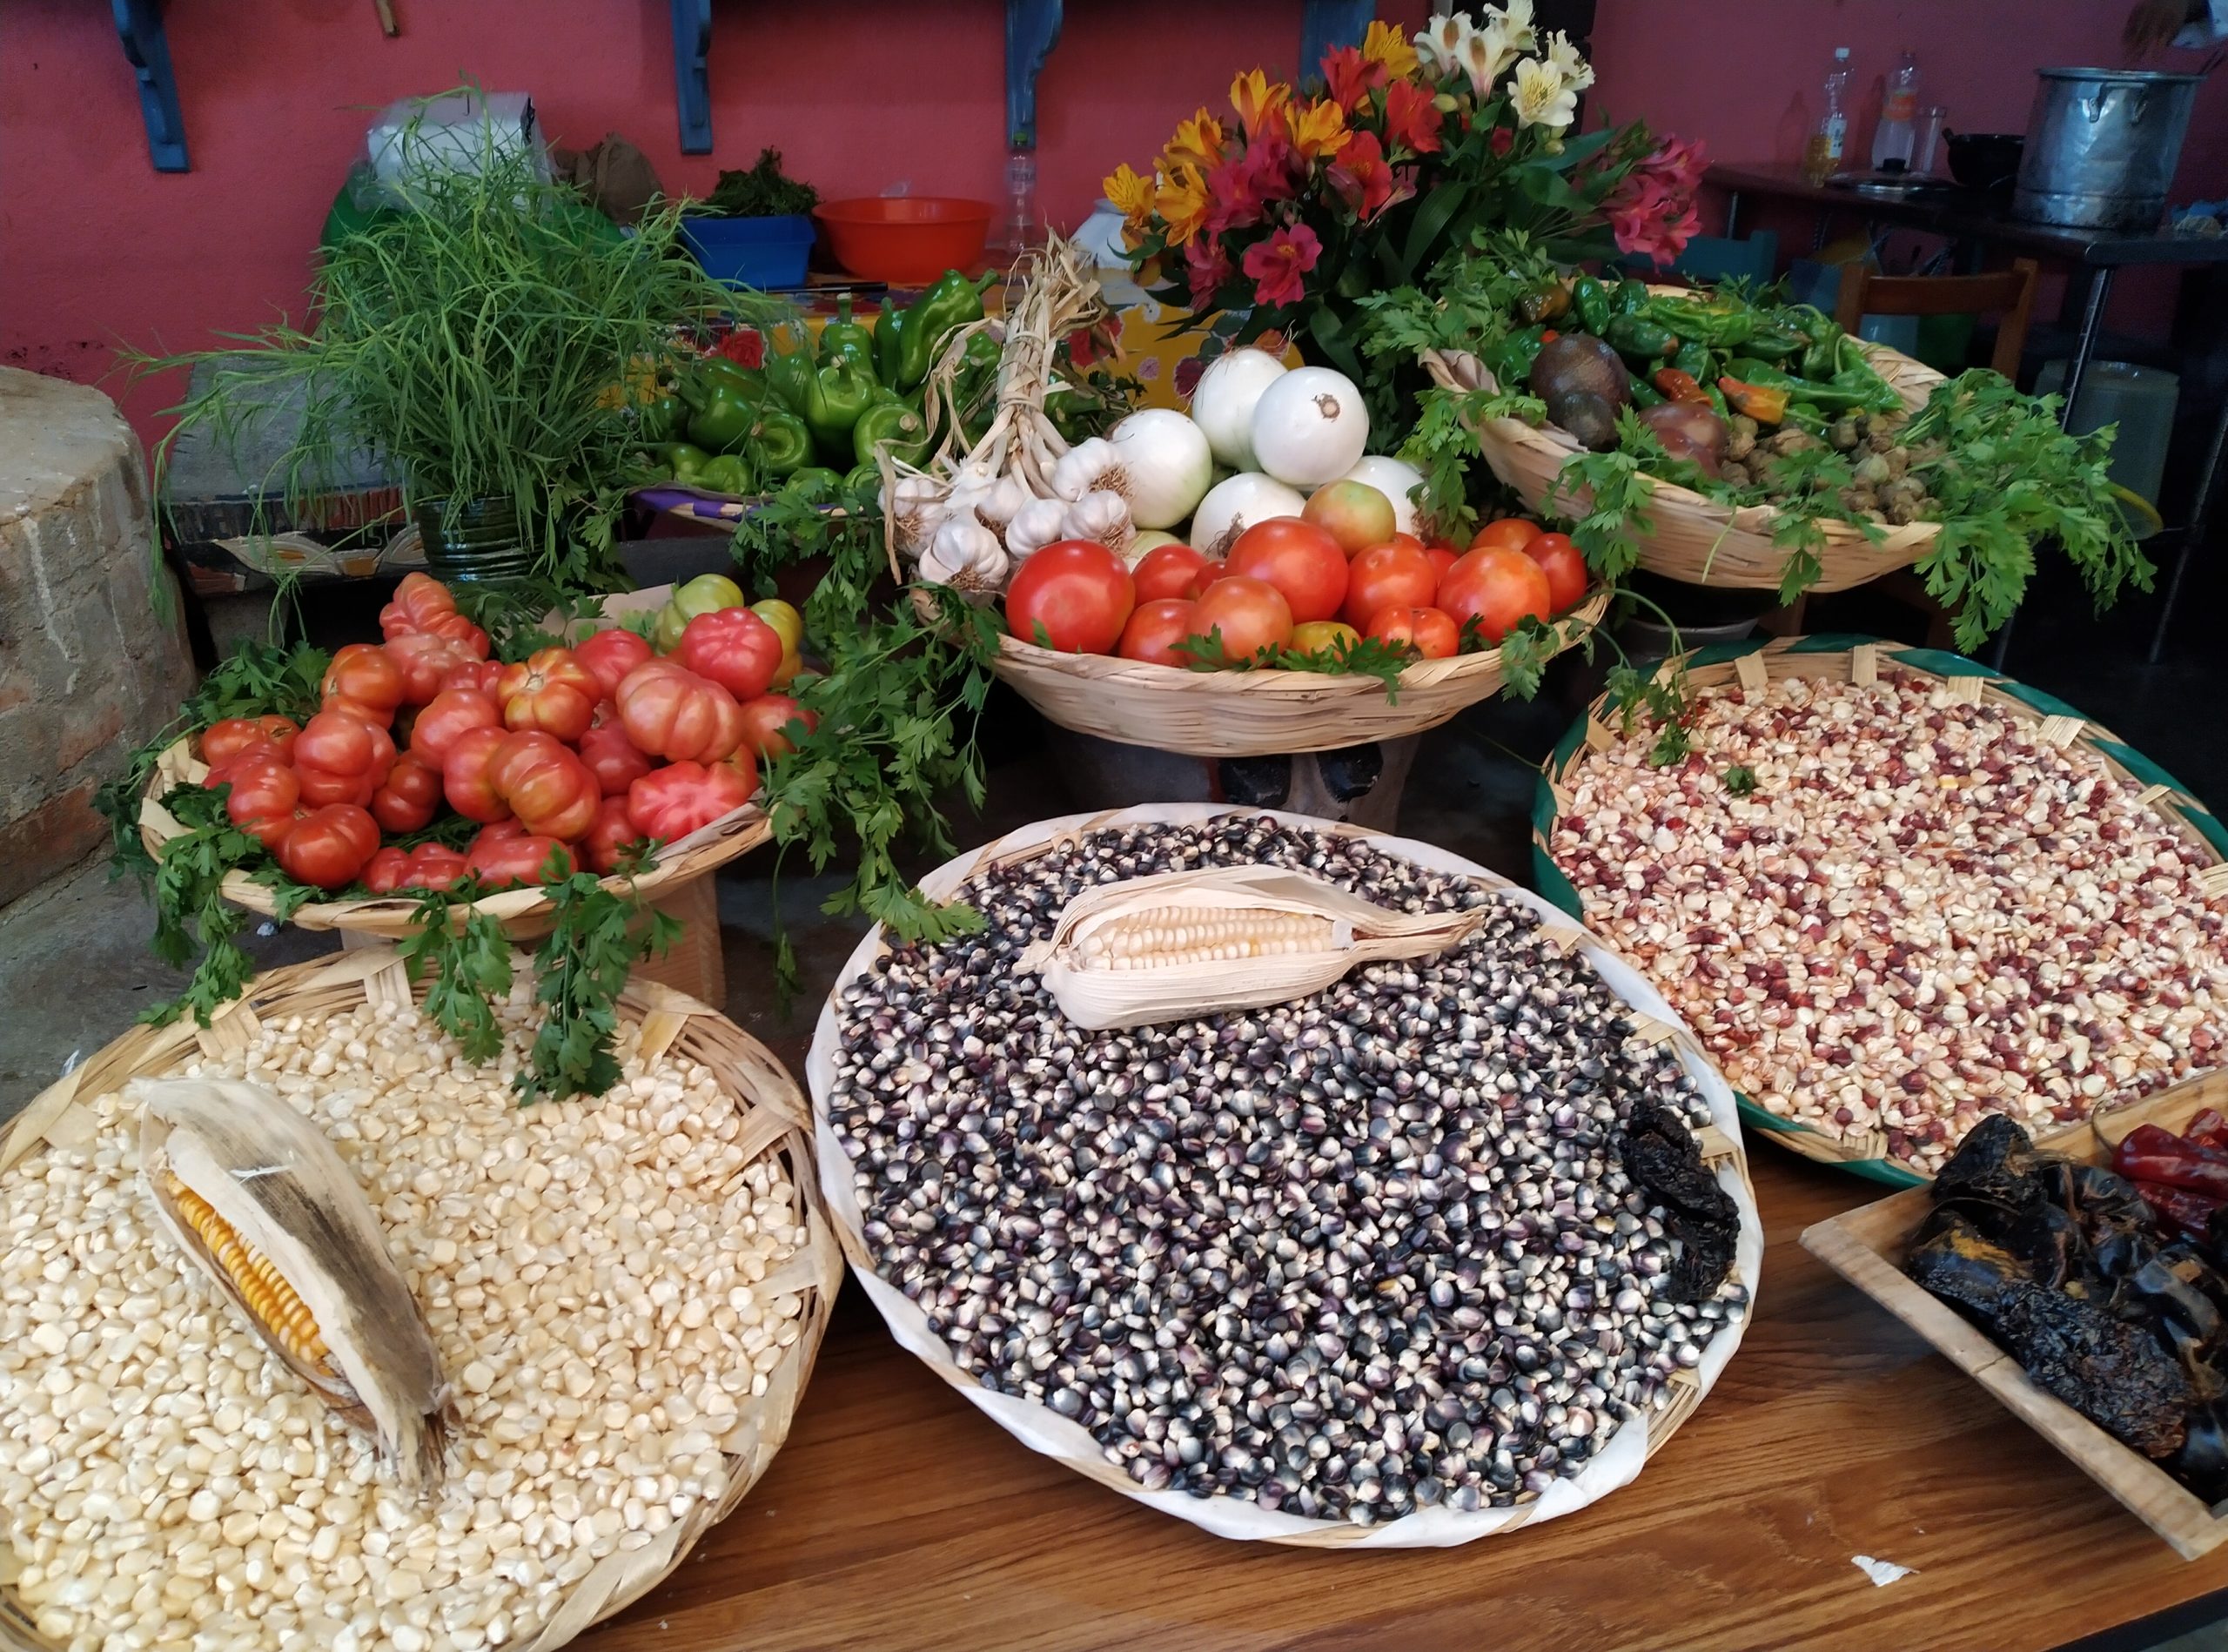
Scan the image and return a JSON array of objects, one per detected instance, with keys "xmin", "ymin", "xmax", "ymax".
[{"xmin": 1762, "ymin": 259, "xmax": 2041, "ymax": 648}]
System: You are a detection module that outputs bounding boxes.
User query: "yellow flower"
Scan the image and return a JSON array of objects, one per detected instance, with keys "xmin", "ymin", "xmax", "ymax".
[
  {"xmin": 1229, "ymin": 68, "xmax": 1292, "ymax": 138},
  {"xmin": 1155, "ymin": 163, "xmax": 1211, "ymax": 246},
  {"xmin": 1289, "ymin": 97, "xmax": 1352, "ymax": 162},
  {"xmin": 1362, "ymin": 18, "xmax": 1419, "ymax": 80},
  {"xmin": 1164, "ymin": 107, "xmax": 1228, "ymax": 173},
  {"xmin": 1104, "ymin": 163, "xmax": 1156, "ymax": 229}
]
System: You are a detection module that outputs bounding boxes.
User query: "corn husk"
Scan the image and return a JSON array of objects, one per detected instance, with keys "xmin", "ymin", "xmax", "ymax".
[
  {"xmin": 1017, "ymin": 865, "xmax": 1486, "ymax": 1030},
  {"xmin": 134, "ymin": 1076, "xmax": 455, "ymax": 1491}
]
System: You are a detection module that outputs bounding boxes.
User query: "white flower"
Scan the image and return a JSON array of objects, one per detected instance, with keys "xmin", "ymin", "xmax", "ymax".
[
  {"xmin": 1459, "ymin": 23, "xmax": 1521, "ymax": 95},
  {"xmin": 1488, "ymin": 0, "xmax": 1538, "ymax": 54},
  {"xmin": 1511, "ymin": 56, "xmax": 1578, "ymax": 131},
  {"xmin": 1543, "ymin": 28, "xmax": 1594, "ymax": 92},
  {"xmin": 1414, "ymin": 11, "xmax": 1478, "ymax": 77}
]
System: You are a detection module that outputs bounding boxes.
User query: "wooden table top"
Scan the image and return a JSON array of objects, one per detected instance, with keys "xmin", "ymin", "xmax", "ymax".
[{"xmin": 574, "ymin": 1143, "xmax": 2228, "ymax": 1652}]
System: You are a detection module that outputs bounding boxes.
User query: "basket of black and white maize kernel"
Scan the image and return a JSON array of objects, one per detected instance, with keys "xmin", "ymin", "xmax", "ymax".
[
  {"xmin": 807, "ymin": 805, "xmax": 1762, "ymax": 1546},
  {"xmin": 0, "ymin": 948, "xmax": 839, "ymax": 1652},
  {"xmin": 1533, "ymin": 634, "xmax": 2228, "ymax": 1188}
]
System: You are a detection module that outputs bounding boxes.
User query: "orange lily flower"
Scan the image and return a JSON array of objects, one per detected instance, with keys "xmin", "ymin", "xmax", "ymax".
[
  {"xmin": 1155, "ymin": 163, "xmax": 1211, "ymax": 246},
  {"xmin": 1288, "ymin": 97, "xmax": 1352, "ymax": 162},
  {"xmin": 1163, "ymin": 108, "xmax": 1228, "ymax": 173},
  {"xmin": 1103, "ymin": 163, "xmax": 1156, "ymax": 230},
  {"xmin": 1229, "ymin": 69, "xmax": 1292, "ymax": 139},
  {"xmin": 1361, "ymin": 18, "xmax": 1420, "ymax": 80}
]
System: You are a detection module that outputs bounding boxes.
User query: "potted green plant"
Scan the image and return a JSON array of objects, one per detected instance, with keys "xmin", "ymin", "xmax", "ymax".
[
  {"xmin": 679, "ymin": 146, "xmax": 820, "ymax": 292},
  {"xmin": 138, "ymin": 112, "xmax": 775, "ymax": 599}
]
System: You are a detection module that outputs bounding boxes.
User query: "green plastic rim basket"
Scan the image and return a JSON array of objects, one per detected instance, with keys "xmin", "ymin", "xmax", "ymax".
[{"xmin": 1533, "ymin": 633, "xmax": 2228, "ymax": 1186}]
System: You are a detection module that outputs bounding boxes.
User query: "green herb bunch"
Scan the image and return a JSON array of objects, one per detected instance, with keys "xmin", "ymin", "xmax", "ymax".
[{"xmin": 696, "ymin": 148, "xmax": 819, "ymax": 219}]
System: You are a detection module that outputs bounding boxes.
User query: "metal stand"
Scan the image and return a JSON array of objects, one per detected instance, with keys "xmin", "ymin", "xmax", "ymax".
[
  {"xmin": 670, "ymin": 0, "xmax": 711, "ymax": 154},
  {"xmin": 112, "ymin": 0, "xmax": 189, "ymax": 172}
]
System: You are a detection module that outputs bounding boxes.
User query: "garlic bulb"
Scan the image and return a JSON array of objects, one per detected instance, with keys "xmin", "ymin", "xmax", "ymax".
[
  {"xmin": 1061, "ymin": 489, "xmax": 1134, "ymax": 557},
  {"xmin": 975, "ymin": 473, "xmax": 1035, "ymax": 534},
  {"xmin": 884, "ymin": 474, "xmax": 944, "ymax": 554},
  {"xmin": 1051, "ymin": 437, "xmax": 1119, "ymax": 503},
  {"xmin": 919, "ymin": 513, "xmax": 1010, "ymax": 589},
  {"xmin": 1004, "ymin": 495, "xmax": 1070, "ymax": 560}
]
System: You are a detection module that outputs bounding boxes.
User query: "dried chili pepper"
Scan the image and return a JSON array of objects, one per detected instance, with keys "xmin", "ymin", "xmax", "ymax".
[
  {"xmin": 2116, "ymin": 1124, "xmax": 2228, "ymax": 1202},
  {"xmin": 2132, "ymin": 1179, "xmax": 2228, "ymax": 1239}
]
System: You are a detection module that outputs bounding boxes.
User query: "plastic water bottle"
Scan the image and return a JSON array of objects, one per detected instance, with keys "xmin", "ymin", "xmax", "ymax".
[
  {"xmin": 1803, "ymin": 47, "xmax": 1853, "ymax": 184},
  {"xmin": 1001, "ymin": 149, "xmax": 1039, "ymax": 256},
  {"xmin": 1872, "ymin": 50, "xmax": 1921, "ymax": 172}
]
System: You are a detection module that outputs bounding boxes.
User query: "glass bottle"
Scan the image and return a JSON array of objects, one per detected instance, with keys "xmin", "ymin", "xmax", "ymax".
[
  {"xmin": 1001, "ymin": 149, "xmax": 1039, "ymax": 257},
  {"xmin": 1871, "ymin": 50, "xmax": 1921, "ymax": 173},
  {"xmin": 1803, "ymin": 47, "xmax": 1853, "ymax": 185}
]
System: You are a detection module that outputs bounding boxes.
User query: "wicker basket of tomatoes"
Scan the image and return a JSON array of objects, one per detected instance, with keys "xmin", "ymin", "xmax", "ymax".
[
  {"xmin": 136, "ymin": 574, "xmax": 811, "ymax": 996},
  {"xmin": 978, "ymin": 510, "xmax": 1606, "ymax": 759}
]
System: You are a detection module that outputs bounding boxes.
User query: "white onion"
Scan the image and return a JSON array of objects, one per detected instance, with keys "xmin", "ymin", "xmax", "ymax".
[
  {"xmin": 1004, "ymin": 496, "xmax": 1070, "ymax": 560},
  {"xmin": 1124, "ymin": 528, "xmax": 1186, "ymax": 566},
  {"xmin": 1105, "ymin": 409, "xmax": 1213, "ymax": 530},
  {"xmin": 1252, "ymin": 366, "xmax": 1369, "ymax": 487},
  {"xmin": 1334, "ymin": 455, "xmax": 1427, "ymax": 535},
  {"xmin": 1187, "ymin": 346, "xmax": 1289, "ymax": 472},
  {"xmin": 1186, "ymin": 472, "xmax": 1307, "ymax": 557}
]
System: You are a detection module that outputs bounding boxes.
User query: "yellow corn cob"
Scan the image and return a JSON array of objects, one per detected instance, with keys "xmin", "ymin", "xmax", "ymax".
[
  {"xmin": 165, "ymin": 1174, "xmax": 333, "ymax": 1374},
  {"xmin": 1075, "ymin": 906, "xmax": 1335, "ymax": 969}
]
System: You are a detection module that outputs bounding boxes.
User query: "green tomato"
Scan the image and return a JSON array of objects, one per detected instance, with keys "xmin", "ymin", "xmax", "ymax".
[{"xmin": 655, "ymin": 573, "xmax": 747, "ymax": 652}]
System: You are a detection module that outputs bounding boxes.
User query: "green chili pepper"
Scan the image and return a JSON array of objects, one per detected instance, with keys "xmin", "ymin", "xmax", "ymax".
[
  {"xmin": 748, "ymin": 407, "xmax": 812, "ymax": 480},
  {"xmin": 1723, "ymin": 355, "xmax": 1891, "ymax": 413},
  {"xmin": 1672, "ymin": 339, "xmax": 1714, "ymax": 384},
  {"xmin": 684, "ymin": 385, "xmax": 759, "ymax": 454},
  {"xmin": 784, "ymin": 466, "xmax": 846, "ymax": 504},
  {"xmin": 1608, "ymin": 279, "xmax": 1648, "ymax": 316},
  {"xmin": 636, "ymin": 391, "xmax": 687, "ymax": 445},
  {"xmin": 817, "ymin": 294, "xmax": 877, "ymax": 376},
  {"xmin": 694, "ymin": 453, "xmax": 755, "ymax": 497},
  {"xmin": 897, "ymin": 269, "xmax": 997, "ymax": 390},
  {"xmin": 654, "ymin": 443, "xmax": 713, "ymax": 486},
  {"xmin": 1742, "ymin": 324, "xmax": 1809, "ymax": 363},
  {"xmin": 1517, "ymin": 282, "xmax": 1571, "ymax": 326},
  {"xmin": 1787, "ymin": 304, "xmax": 1841, "ymax": 344},
  {"xmin": 800, "ymin": 354, "xmax": 877, "ymax": 461},
  {"xmin": 874, "ymin": 302, "xmax": 907, "ymax": 388},
  {"xmin": 853, "ymin": 395, "xmax": 931, "ymax": 469},
  {"xmin": 1704, "ymin": 385, "xmax": 1729, "ymax": 420},
  {"xmin": 1643, "ymin": 299, "xmax": 1756, "ymax": 350},
  {"xmin": 1604, "ymin": 313, "xmax": 1679, "ymax": 364},
  {"xmin": 1571, "ymin": 276, "xmax": 1611, "ymax": 336},
  {"xmin": 1627, "ymin": 374, "xmax": 1665, "ymax": 408},
  {"xmin": 1480, "ymin": 324, "xmax": 1549, "ymax": 388}
]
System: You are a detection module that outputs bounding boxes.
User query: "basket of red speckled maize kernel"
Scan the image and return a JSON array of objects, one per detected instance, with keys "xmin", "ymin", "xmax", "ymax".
[{"xmin": 1532, "ymin": 634, "xmax": 2228, "ymax": 1186}]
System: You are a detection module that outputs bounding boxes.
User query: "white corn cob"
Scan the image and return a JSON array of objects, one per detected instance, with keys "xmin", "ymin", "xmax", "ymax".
[{"xmin": 1077, "ymin": 906, "xmax": 1335, "ymax": 969}]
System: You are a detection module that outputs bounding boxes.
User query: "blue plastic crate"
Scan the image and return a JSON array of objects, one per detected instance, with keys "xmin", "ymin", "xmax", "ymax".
[{"xmin": 679, "ymin": 213, "xmax": 815, "ymax": 291}]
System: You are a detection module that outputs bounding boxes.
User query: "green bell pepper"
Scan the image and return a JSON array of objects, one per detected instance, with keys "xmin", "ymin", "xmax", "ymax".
[
  {"xmin": 801, "ymin": 355, "xmax": 877, "ymax": 462},
  {"xmin": 844, "ymin": 460, "xmax": 882, "ymax": 493},
  {"xmin": 874, "ymin": 302, "xmax": 907, "ymax": 388},
  {"xmin": 818, "ymin": 295, "xmax": 877, "ymax": 376},
  {"xmin": 896, "ymin": 269, "xmax": 997, "ymax": 390},
  {"xmin": 1604, "ymin": 313, "xmax": 1679, "ymax": 364},
  {"xmin": 853, "ymin": 395, "xmax": 931, "ymax": 470},
  {"xmin": 637, "ymin": 392, "xmax": 687, "ymax": 445},
  {"xmin": 692, "ymin": 357, "xmax": 765, "ymax": 401},
  {"xmin": 655, "ymin": 442, "xmax": 714, "ymax": 486},
  {"xmin": 1671, "ymin": 339, "xmax": 1714, "ymax": 385},
  {"xmin": 1571, "ymin": 275, "xmax": 1612, "ymax": 336},
  {"xmin": 1480, "ymin": 324, "xmax": 1549, "ymax": 388},
  {"xmin": 748, "ymin": 407, "xmax": 812, "ymax": 480},
  {"xmin": 685, "ymin": 384, "xmax": 759, "ymax": 454},
  {"xmin": 694, "ymin": 453, "xmax": 755, "ymax": 498},
  {"xmin": 784, "ymin": 467, "xmax": 845, "ymax": 504},
  {"xmin": 763, "ymin": 341, "xmax": 814, "ymax": 416}
]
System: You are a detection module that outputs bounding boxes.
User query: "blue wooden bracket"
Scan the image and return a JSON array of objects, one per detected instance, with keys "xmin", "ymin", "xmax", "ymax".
[
  {"xmin": 672, "ymin": 0, "xmax": 712, "ymax": 155},
  {"xmin": 1004, "ymin": 0, "xmax": 1063, "ymax": 151},
  {"xmin": 112, "ymin": 0, "xmax": 188, "ymax": 172},
  {"xmin": 1299, "ymin": 0, "xmax": 1373, "ymax": 84}
]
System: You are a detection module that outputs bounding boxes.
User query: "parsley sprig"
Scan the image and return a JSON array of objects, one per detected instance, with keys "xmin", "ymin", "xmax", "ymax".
[{"xmin": 516, "ymin": 865, "xmax": 681, "ymax": 1104}]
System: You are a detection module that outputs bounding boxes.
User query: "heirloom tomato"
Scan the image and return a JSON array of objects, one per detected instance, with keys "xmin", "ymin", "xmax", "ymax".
[
  {"xmin": 369, "ymin": 753, "xmax": 442, "ymax": 835},
  {"xmin": 321, "ymin": 643, "xmax": 406, "ymax": 720},
  {"xmin": 407, "ymin": 688, "xmax": 501, "ymax": 766},
  {"xmin": 577, "ymin": 710, "xmax": 655, "ymax": 795},
  {"xmin": 464, "ymin": 829, "xmax": 575, "ymax": 889},
  {"xmin": 735, "ymin": 694, "xmax": 815, "ymax": 760},
  {"xmin": 627, "ymin": 760, "xmax": 755, "ymax": 842},
  {"xmin": 200, "ymin": 715, "xmax": 298, "ymax": 769},
  {"xmin": 580, "ymin": 796, "xmax": 645, "ymax": 875},
  {"xmin": 573, "ymin": 628, "xmax": 654, "ymax": 701},
  {"xmin": 676, "ymin": 607, "xmax": 784, "ymax": 701},
  {"xmin": 496, "ymin": 648, "xmax": 601, "ymax": 743},
  {"xmin": 614, "ymin": 660, "xmax": 744, "ymax": 763},
  {"xmin": 440, "ymin": 726, "xmax": 513, "ymax": 824}
]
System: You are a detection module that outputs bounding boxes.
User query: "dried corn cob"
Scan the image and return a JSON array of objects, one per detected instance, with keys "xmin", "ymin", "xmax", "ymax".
[
  {"xmin": 133, "ymin": 1076, "xmax": 455, "ymax": 1492},
  {"xmin": 1019, "ymin": 864, "xmax": 1488, "ymax": 1030}
]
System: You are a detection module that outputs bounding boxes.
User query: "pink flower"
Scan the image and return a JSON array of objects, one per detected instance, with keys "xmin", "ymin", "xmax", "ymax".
[
  {"xmin": 1488, "ymin": 125, "xmax": 1513, "ymax": 158},
  {"xmin": 1241, "ymin": 225, "xmax": 1322, "ymax": 308},
  {"xmin": 1327, "ymin": 130, "xmax": 1409, "ymax": 223},
  {"xmin": 1184, "ymin": 236, "xmax": 1236, "ymax": 307},
  {"xmin": 1604, "ymin": 135, "xmax": 1709, "ymax": 266}
]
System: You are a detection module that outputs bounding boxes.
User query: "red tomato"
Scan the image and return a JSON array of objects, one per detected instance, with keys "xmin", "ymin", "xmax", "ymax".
[
  {"xmin": 363, "ymin": 846, "xmax": 412, "ymax": 895},
  {"xmin": 573, "ymin": 628, "xmax": 655, "ymax": 701},
  {"xmin": 219, "ymin": 756, "xmax": 303, "ymax": 849},
  {"xmin": 676, "ymin": 608, "xmax": 784, "ymax": 702},
  {"xmin": 735, "ymin": 693, "xmax": 817, "ymax": 760},
  {"xmin": 577, "ymin": 712, "xmax": 655, "ymax": 795},
  {"xmin": 1426, "ymin": 545, "xmax": 1460, "ymax": 582},
  {"xmin": 399, "ymin": 843, "xmax": 469, "ymax": 892},
  {"xmin": 321, "ymin": 644, "xmax": 406, "ymax": 720},
  {"xmin": 464, "ymin": 829, "xmax": 575, "ymax": 890},
  {"xmin": 580, "ymin": 796, "xmax": 646, "ymax": 875},
  {"xmin": 441, "ymin": 726, "xmax": 513, "ymax": 824},
  {"xmin": 1116, "ymin": 599, "xmax": 1203, "ymax": 668},
  {"xmin": 1225, "ymin": 519, "xmax": 1348, "ymax": 624},
  {"xmin": 1302, "ymin": 480, "xmax": 1398, "ymax": 557},
  {"xmin": 200, "ymin": 715, "xmax": 299, "ymax": 769},
  {"xmin": 1521, "ymin": 531, "xmax": 1588, "ymax": 614},
  {"xmin": 1003, "ymin": 541, "xmax": 1135, "ymax": 654},
  {"xmin": 1363, "ymin": 606, "xmax": 1461, "ymax": 661},
  {"xmin": 379, "ymin": 573, "xmax": 455, "ymax": 639},
  {"xmin": 407, "ymin": 688, "xmax": 501, "ymax": 766},
  {"xmin": 384, "ymin": 632, "xmax": 477, "ymax": 706},
  {"xmin": 1437, "ymin": 547, "xmax": 1553, "ymax": 645},
  {"xmin": 295, "ymin": 709, "xmax": 395, "ymax": 807},
  {"xmin": 1188, "ymin": 577, "xmax": 1293, "ymax": 665},
  {"xmin": 275, "ymin": 804, "xmax": 379, "ymax": 890},
  {"xmin": 1184, "ymin": 561, "xmax": 1228, "ymax": 599},
  {"xmin": 1468, "ymin": 518, "xmax": 1541, "ymax": 554},
  {"xmin": 627, "ymin": 760, "xmax": 755, "ymax": 843},
  {"xmin": 441, "ymin": 660, "xmax": 505, "ymax": 698},
  {"xmin": 1340, "ymin": 541, "xmax": 1439, "ymax": 629},
  {"xmin": 477, "ymin": 819, "xmax": 530, "ymax": 843},
  {"xmin": 369, "ymin": 753, "xmax": 443, "ymax": 835},
  {"xmin": 494, "ymin": 737, "xmax": 601, "ymax": 842},
  {"xmin": 1131, "ymin": 543, "xmax": 1209, "ymax": 603},
  {"xmin": 496, "ymin": 648, "xmax": 601, "ymax": 743},
  {"xmin": 614, "ymin": 660, "xmax": 745, "ymax": 763}
]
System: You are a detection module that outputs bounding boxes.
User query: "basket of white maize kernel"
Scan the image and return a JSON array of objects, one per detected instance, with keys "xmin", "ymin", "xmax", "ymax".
[
  {"xmin": 1535, "ymin": 635, "xmax": 2228, "ymax": 1186},
  {"xmin": 0, "ymin": 947, "xmax": 839, "ymax": 1652},
  {"xmin": 809, "ymin": 805, "xmax": 1763, "ymax": 1546}
]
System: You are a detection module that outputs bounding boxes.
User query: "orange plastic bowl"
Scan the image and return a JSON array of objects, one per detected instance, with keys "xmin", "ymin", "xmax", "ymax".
[{"xmin": 813, "ymin": 198, "xmax": 992, "ymax": 285}]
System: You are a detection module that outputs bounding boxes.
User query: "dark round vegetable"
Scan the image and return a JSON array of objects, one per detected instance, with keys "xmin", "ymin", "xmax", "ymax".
[
  {"xmin": 1553, "ymin": 391, "xmax": 1621, "ymax": 453},
  {"xmin": 1529, "ymin": 335, "xmax": 1630, "ymax": 413}
]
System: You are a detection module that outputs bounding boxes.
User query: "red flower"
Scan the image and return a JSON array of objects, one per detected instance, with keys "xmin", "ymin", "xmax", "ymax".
[
  {"xmin": 1205, "ymin": 119, "xmax": 1302, "ymax": 235},
  {"xmin": 717, "ymin": 327, "xmax": 765, "ymax": 369},
  {"xmin": 1488, "ymin": 125, "xmax": 1513, "ymax": 158},
  {"xmin": 1320, "ymin": 45, "xmax": 1382, "ymax": 114},
  {"xmin": 1327, "ymin": 131, "xmax": 1408, "ymax": 224},
  {"xmin": 1381, "ymin": 79, "xmax": 1443, "ymax": 157},
  {"xmin": 1240, "ymin": 225, "xmax": 1321, "ymax": 308},
  {"xmin": 1184, "ymin": 236, "xmax": 1236, "ymax": 308},
  {"xmin": 1606, "ymin": 138, "xmax": 1709, "ymax": 266}
]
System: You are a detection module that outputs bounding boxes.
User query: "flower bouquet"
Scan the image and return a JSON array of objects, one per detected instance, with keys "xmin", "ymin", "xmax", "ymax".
[{"xmin": 1105, "ymin": 5, "xmax": 1703, "ymax": 434}]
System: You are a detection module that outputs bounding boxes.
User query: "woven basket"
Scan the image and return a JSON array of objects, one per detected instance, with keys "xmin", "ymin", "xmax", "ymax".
[
  {"xmin": 979, "ymin": 590, "xmax": 1611, "ymax": 757},
  {"xmin": 0, "ymin": 947, "xmax": 840, "ymax": 1652},
  {"xmin": 806, "ymin": 803, "xmax": 1762, "ymax": 1548},
  {"xmin": 1533, "ymin": 634, "xmax": 2228, "ymax": 1187},
  {"xmin": 1420, "ymin": 313, "xmax": 1950, "ymax": 592}
]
